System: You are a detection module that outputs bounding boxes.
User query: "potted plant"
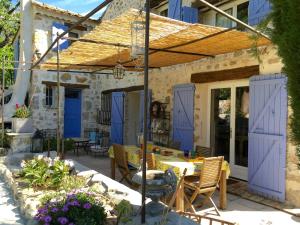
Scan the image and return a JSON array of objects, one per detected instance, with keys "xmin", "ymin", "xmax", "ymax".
[{"xmin": 12, "ymin": 104, "xmax": 34, "ymax": 133}]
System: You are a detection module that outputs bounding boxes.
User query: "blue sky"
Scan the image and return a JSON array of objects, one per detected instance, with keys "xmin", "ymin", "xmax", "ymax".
[{"xmin": 14, "ymin": 0, "xmax": 107, "ymax": 18}]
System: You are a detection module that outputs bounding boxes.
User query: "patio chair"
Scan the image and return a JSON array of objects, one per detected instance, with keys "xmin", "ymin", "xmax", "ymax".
[
  {"xmin": 113, "ymin": 144, "xmax": 138, "ymax": 188},
  {"xmin": 138, "ymin": 151, "xmax": 156, "ymax": 170},
  {"xmin": 183, "ymin": 156, "xmax": 224, "ymax": 216},
  {"xmin": 195, "ymin": 146, "xmax": 212, "ymax": 157},
  {"xmin": 90, "ymin": 131, "xmax": 110, "ymax": 155}
]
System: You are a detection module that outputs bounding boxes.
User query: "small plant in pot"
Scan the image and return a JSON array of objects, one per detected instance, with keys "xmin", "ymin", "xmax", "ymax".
[{"xmin": 12, "ymin": 104, "xmax": 34, "ymax": 133}]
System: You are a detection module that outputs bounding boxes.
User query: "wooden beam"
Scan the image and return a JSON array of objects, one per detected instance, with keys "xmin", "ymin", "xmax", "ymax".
[
  {"xmin": 102, "ymin": 85, "xmax": 144, "ymax": 94},
  {"xmin": 191, "ymin": 65, "xmax": 259, "ymax": 83},
  {"xmin": 42, "ymin": 81, "xmax": 90, "ymax": 89}
]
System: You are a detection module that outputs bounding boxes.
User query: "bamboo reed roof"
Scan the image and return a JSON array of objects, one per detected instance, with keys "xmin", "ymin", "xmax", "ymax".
[{"xmin": 41, "ymin": 9, "xmax": 271, "ymax": 71}]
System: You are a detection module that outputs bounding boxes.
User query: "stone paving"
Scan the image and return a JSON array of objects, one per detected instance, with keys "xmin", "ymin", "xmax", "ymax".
[
  {"xmin": 0, "ymin": 177, "xmax": 25, "ymax": 225},
  {"xmin": 66, "ymin": 151, "xmax": 300, "ymax": 225}
]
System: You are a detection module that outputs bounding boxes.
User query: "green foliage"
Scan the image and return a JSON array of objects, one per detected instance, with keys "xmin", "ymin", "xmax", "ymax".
[
  {"xmin": 60, "ymin": 175, "xmax": 86, "ymax": 192},
  {"xmin": 115, "ymin": 200, "xmax": 133, "ymax": 224},
  {"xmin": 14, "ymin": 105, "xmax": 31, "ymax": 118},
  {"xmin": 0, "ymin": 0, "xmax": 19, "ymax": 86},
  {"xmin": 0, "ymin": 130, "xmax": 10, "ymax": 148},
  {"xmin": 270, "ymin": 0, "xmax": 300, "ymax": 146},
  {"xmin": 43, "ymin": 138, "xmax": 75, "ymax": 152},
  {"xmin": 20, "ymin": 156, "xmax": 70, "ymax": 189},
  {"xmin": 36, "ymin": 191, "xmax": 107, "ymax": 225},
  {"xmin": 269, "ymin": 0, "xmax": 300, "ymax": 165}
]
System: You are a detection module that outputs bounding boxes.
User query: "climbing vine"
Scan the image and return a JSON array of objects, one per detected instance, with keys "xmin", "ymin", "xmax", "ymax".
[{"xmin": 270, "ymin": 0, "xmax": 300, "ymax": 164}]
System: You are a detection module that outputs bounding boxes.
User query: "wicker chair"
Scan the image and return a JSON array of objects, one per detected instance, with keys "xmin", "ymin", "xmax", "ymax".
[
  {"xmin": 184, "ymin": 156, "xmax": 224, "ymax": 216},
  {"xmin": 113, "ymin": 144, "xmax": 138, "ymax": 188}
]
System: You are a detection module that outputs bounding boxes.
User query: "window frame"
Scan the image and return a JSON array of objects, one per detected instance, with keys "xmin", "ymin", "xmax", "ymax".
[{"xmin": 45, "ymin": 85, "xmax": 55, "ymax": 108}]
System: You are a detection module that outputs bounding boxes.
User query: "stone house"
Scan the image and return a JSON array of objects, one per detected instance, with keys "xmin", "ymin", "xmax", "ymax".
[
  {"xmin": 9, "ymin": 0, "xmax": 300, "ymax": 208},
  {"xmin": 99, "ymin": 0, "xmax": 300, "ymax": 208}
]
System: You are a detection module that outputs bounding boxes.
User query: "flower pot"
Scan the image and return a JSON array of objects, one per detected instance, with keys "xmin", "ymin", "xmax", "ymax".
[{"xmin": 12, "ymin": 118, "xmax": 34, "ymax": 133}]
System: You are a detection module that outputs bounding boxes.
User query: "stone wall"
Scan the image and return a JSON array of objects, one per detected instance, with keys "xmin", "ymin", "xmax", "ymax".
[{"xmin": 29, "ymin": 5, "xmax": 100, "ymax": 136}]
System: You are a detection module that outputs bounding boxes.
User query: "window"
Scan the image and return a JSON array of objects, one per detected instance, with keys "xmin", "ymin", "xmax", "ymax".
[
  {"xmin": 237, "ymin": 2, "xmax": 249, "ymax": 30},
  {"xmin": 68, "ymin": 32, "xmax": 79, "ymax": 44},
  {"xmin": 216, "ymin": 8, "xmax": 233, "ymax": 28},
  {"xmin": 45, "ymin": 86, "xmax": 55, "ymax": 107},
  {"xmin": 98, "ymin": 93, "xmax": 112, "ymax": 125},
  {"xmin": 160, "ymin": 9, "xmax": 168, "ymax": 17}
]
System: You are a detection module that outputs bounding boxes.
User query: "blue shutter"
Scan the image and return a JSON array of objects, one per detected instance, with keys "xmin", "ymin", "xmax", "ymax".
[
  {"xmin": 168, "ymin": 0, "xmax": 182, "ymax": 20},
  {"xmin": 248, "ymin": 74, "xmax": 287, "ymax": 202},
  {"xmin": 52, "ymin": 22, "xmax": 69, "ymax": 51},
  {"xmin": 110, "ymin": 92, "xmax": 125, "ymax": 144},
  {"xmin": 13, "ymin": 39, "xmax": 20, "ymax": 80},
  {"xmin": 182, "ymin": 6, "xmax": 198, "ymax": 23},
  {"xmin": 139, "ymin": 90, "xmax": 152, "ymax": 139},
  {"xmin": 172, "ymin": 84, "xmax": 195, "ymax": 151},
  {"xmin": 248, "ymin": 0, "xmax": 271, "ymax": 26}
]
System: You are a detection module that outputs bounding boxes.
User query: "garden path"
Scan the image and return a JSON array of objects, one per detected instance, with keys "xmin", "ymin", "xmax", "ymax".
[{"xmin": 0, "ymin": 177, "xmax": 25, "ymax": 225}]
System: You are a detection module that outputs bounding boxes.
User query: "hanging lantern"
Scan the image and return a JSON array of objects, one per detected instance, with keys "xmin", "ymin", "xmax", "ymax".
[
  {"xmin": 131, "ymin": 20, "xmax": 146, "ymax": 60},
  {"xmin": 113, "ymin": 63, "xmax": 126, "ymax": 80}
]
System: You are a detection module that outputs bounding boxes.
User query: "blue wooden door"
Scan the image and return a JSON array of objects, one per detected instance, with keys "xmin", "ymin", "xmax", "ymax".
[
  {"xmin": 139, "ymin": 90, "xmax": 152, "ymax": 134},
  {"xmin": 248, "ymin": 0, "xmax": 271, "ymax": 26},
  {"xmin": 64, "ymin": 89, "xmax": 82, "ymax": 138},
  {"xmin": 172, "ymin": 84, "xmax": 195, "ymax": 151},
  {"xmin": 248, "ymin": 74, "xmax": 287, "ymax": 202},
  {"xmin": 168, "ymin": 0, "xmax": 182, "ymax": 20},
  {"xmin": 110, "ymin": 92, "xmax": 125, "ymax": 144}
]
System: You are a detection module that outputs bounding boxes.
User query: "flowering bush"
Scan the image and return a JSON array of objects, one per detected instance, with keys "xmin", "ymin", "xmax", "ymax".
[
  {"xmin": 35, "ymin": 191, "xmax": 106, "ymax": 225},
  {"xmin": 14, "ymin": 104, "xmax": 31, "ymax": 118},
  {"xmin": 20, "ymin": 156, "xmax": 74, "ymax": 189}
]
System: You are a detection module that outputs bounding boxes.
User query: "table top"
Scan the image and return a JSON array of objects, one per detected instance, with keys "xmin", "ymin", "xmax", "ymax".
[
  {"xmin": 72, "ymin": 138, "xmax": 90, "ymax": 143},
  {"xmin": 109, "ymin": 145, "xmax": 230, "ymax": 178}
]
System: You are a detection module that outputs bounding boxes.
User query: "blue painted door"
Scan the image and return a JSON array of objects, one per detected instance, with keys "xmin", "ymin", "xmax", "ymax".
[
  {"xmin": 172, "ymin": 84, "xmax": 195, "ymax": 151},
  {"xmin": 248, "ymin": 74, "xmax": 287, "ymax": 202},
  {"xmin": 64, "ymin": 89, "xmax": 82, "ymax": 138},
  {"xmin": 248, "ymin": 0, "xmax": 271, "ymax": 26},
  {"xmin": 139, "ymin": 90, "xmax": 152, "ymax": 135},
  {"xmin": 182, "ymin": 6, "xmax": 198, "ymax": 23},
  {"xmin": 168, "ymin": 0, "xmax": 182, "ymax": 20},
  {"xmin": 110, "ymin": 92, "xmax": 125, "ymax": 144}
]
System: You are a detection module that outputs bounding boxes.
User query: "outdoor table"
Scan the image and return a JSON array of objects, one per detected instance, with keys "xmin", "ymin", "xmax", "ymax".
[
  {"xmin": 72, "ymin": 138, "xmax": 90, "ymax": 156},
  {"xmin": 108, "ymin": 145, "xmax": 230, "ymax": 210}
]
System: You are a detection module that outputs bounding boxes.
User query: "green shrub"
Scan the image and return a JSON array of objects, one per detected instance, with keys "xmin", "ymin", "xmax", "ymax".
[
  {"xmin": 43, "ymin": 138, "xmax": 75, "ymax": 152},
  {"xmin": 13, "ymin": 104, "xmax": 31, "ymax": 118},
  {"xmin": 35, "ymin": 191, "xmax": 107, "ymax": 225},
  {"xmin": 20, "ymin": 156, "xmax": 70, "ymax": 189}
]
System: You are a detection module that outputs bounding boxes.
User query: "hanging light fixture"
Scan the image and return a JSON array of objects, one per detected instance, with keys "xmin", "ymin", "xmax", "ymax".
[
  {"xmin": 131, "ymin": 9, "xmax": 146, "ymax": 68},
  {"xmin": 113, "ymin": 45, "xmax": 126, "ymax": 80}
]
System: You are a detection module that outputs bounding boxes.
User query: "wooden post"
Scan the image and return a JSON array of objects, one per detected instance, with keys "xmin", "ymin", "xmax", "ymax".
[
  {"xmin": 219, "ymin": 170, "xmax": 227, "ymax": 209},
  {"xmin": 111, "ymin": 158, "xmax": 116, "ymax": 180},
  {"xmin": 56, "ymin": 34, "xmax": 61, "ymax": 159}
]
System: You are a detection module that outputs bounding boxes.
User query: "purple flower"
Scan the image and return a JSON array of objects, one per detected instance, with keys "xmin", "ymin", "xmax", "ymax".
[
  {"xmin": 69, "ymin": 200, "xmax": 80, "ymax": 206},
  {"xmin": 44, "ymin": 215, "xmax": 52, "ymax": 223},
  {"xmin": 62, "ymin": 205, "xmax": 69, "ymax": 212},
  {"xmin": 83, "ymin": 203, "xmax": 92, "ymax": 209},
  {"xmin": 68, "ymin": 223, "xmax": 75, "ymax": 225},
  {"xmin": 44, "ymin": 223, "xmax": 50, "ymax": 225},
  {"xmin": 58, "ymin": 217, "xmax": 68, "ymax": 225},
  {"xmin": 51, "ymin": 207, "xmax": 59, "ymax": 213},
  {"xmin": 38, "ymin": 207, "xmax": 48, "ymax": 214}
]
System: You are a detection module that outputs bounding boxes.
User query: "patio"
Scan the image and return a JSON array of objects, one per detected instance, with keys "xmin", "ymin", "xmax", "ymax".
[{"xmin": 65, "ymin": 151, "xmax": 300, "ymax": 225}]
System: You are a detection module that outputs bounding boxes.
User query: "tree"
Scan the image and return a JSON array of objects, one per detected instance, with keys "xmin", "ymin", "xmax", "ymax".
[
  {"xmin": 270, "ymin": 0, "xmax": 300, "ymax": 145},
  {"xmin": 0, "ymin": 0, "xmax": 19, "ymax": 86}
]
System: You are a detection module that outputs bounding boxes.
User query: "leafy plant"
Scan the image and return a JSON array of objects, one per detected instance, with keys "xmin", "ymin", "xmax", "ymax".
[
  {"xmin": 60, "ymin": 175, "xmax": 86, "ymax": 192},
  {"xmin": 35, "ymin": 191, "xmax": 107, "ymax": 225},
  {"xmin": 14, "ymin": 104, "xmax": 31, "ymax": 118},
  {"xmin": 269, "ymin": 0, "xmax": 300, "ymax": 165},
  {"xmin": 20, "ymin": 156, "xmax": 70, "ymax": 189},
  {"xmin": 43, "ymin": 138, "xmax": 74, "ymax": 152},
  {"xmin": 115, "ymin": 200, "xmax": 133, "ymax": 224}
]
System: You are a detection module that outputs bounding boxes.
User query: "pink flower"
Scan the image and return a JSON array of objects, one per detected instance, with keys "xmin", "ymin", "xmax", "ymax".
[{"xmin": 16, "ymin": 104, "xmax": 19, "ymax": 109}]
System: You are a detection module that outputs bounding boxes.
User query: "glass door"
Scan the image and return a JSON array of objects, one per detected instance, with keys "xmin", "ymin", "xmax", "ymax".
[{"xmin": 209, "ymin": 81, "xmax": 249, "ymax": 180}]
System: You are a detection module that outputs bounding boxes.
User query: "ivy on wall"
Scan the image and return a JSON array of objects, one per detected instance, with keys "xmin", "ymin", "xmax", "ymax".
[{"xmin": 270, "ymin": 0, "xmax": 300, "ymax": 165}]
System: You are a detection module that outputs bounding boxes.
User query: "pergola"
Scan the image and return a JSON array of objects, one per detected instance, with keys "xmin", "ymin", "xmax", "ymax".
[
  {"xmin": 41, "ymin": 9, "xmax": 270, "ymax": 72},
  {"xmin": 33, "ymin": 0, "xmax": 271, "ymax": 223}
]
